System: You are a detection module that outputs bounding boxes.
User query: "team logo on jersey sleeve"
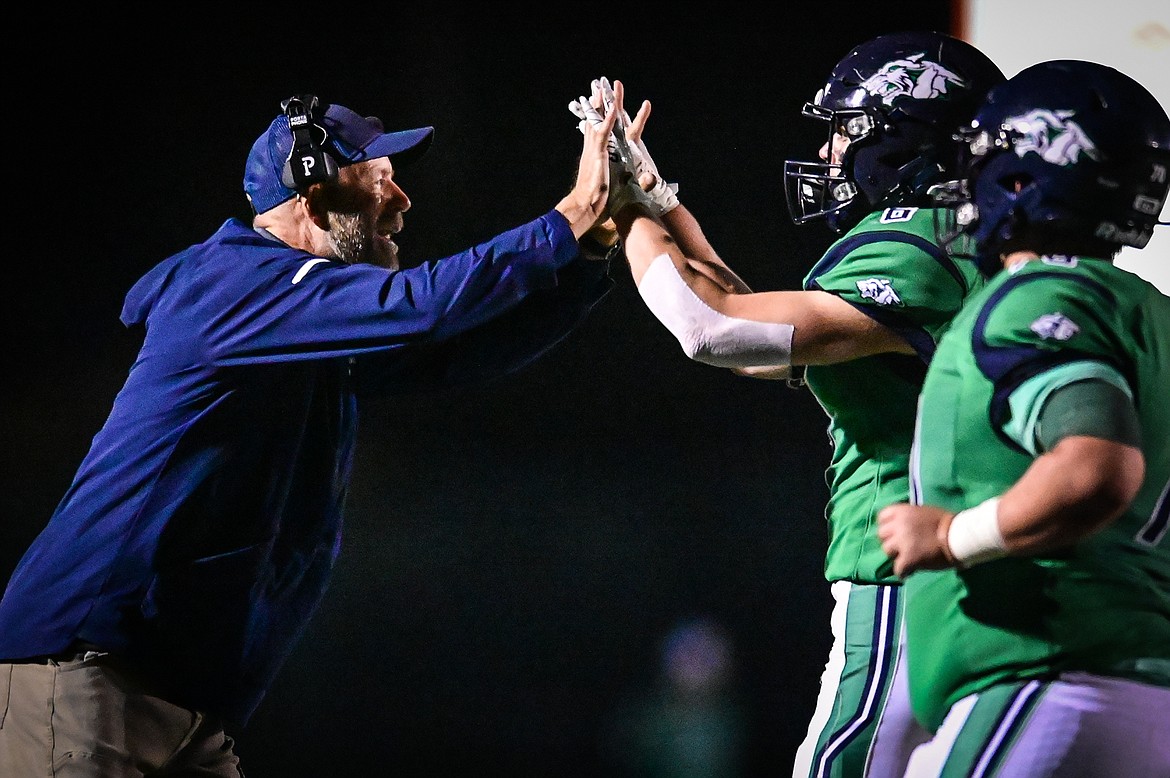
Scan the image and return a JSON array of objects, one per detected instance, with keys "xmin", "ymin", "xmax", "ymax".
[
  {"xmin": 861, "ymin": 54, "xmax": 967, "ymax": 105},
  {"xmin": 1029, "ymin": 312, "xmax": 1080, "ymax": 341},
  {"xmin": 857, "ymin": 278, "xmax": 903, "ymax": 306},
  {"xmin": 1007, "ymin": 110, "xmax": 1102, "ymax": 166}
]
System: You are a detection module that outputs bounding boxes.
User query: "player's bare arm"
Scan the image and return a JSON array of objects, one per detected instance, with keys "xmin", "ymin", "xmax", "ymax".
[
  {"xmin": 880, "ymin": 436, "xmax": 1144, "ymax": 577},
  {"xmin": 617, "ymin": 208, "xmax": 912, "ymax": 360}
]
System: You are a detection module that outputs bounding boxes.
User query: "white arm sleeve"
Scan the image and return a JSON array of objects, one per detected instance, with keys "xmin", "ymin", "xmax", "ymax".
[{"xmin": 637, "ymin": 254, "xmax": 794, "ymax": 368}]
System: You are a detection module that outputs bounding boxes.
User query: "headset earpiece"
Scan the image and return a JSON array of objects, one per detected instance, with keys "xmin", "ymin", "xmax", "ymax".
[{"xmin": 280, "ymin": 94, "xmax": 338, "ymax": 190}]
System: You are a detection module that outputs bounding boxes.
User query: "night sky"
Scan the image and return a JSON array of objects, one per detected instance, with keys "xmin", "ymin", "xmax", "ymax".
[{"xmin": 6, "ymin": 6, "xmax": 953, "ymax": 776}]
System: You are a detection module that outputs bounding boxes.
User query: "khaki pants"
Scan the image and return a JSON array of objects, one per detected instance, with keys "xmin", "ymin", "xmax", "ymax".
[{"xmin": 0, "ymin": 650, "xmax": 242, "ymax": 777}]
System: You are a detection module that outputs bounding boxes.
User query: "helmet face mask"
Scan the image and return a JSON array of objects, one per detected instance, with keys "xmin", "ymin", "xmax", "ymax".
[
  {"xmin": 939, "ymin": 59, "xmax": 1170, "ymax": 274},
  {"xmin": 784, "ymin": 31, "xmax": 1006, "ymax": 233},
  {"xmin": 927, "ymin": 175, "xmax": 979, "ymax": 262},
  {"xmin": 783, "ymin": 103, "xmax": 874, "ymax": 226}
]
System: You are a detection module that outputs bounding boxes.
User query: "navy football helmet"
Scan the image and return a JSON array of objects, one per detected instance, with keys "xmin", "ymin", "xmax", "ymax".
[
  {"xmin": 784, "ymin": 31, "xmax": 1005, "ymax": 232},
  {"xmin": 939, "ymin": 59, "xmax": 1170, "ymax": 276}
]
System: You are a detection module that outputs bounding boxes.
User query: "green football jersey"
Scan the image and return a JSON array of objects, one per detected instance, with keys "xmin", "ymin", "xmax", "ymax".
[
  {"xmin": 904, "ymin": 255, "xmax": 1170, "ymax": 732},
  {"xmin": 803, "ymin": 207, "xmax": 984, "ymax": 584}
]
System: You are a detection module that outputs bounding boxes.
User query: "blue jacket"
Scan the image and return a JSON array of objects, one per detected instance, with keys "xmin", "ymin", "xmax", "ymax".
[{"xmin": 0, "ymin": 211, "xmax": 610, "ymax": 724}]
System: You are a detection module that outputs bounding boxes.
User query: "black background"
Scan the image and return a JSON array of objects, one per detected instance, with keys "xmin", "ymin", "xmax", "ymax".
[{"xmin": 5, "ymin": 6, "xmax": 952, "ymax": 776}]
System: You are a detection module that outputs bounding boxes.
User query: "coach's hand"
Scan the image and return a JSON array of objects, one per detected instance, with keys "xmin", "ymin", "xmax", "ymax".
[{"xmin": 557, "ymin": 96, "xmax": 620, "ymax": 238}]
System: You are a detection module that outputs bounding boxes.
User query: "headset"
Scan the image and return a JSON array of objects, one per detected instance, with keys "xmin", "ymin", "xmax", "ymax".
[{"xmin": 279, "ymin": 94, "xmax": 338, "ymax": 190}]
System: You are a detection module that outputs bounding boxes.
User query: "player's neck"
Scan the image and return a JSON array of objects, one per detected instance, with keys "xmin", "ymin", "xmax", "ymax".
[{"xmin": 1000, "ymin": 250, "xmax": 1041, "ymax": 268}]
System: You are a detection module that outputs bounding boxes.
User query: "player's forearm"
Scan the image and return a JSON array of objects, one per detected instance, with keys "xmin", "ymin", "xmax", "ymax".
[
  {"xmin": 616, "ymin": 208, "xmax": 747, "ymax": 305},
  {"xmin": 615, "ymin": 206, "xmax": 681, "ymax": 281},
  {"xmin": 615, "ymin": 207, "xmax": 796, "ymax": 368},
  {"xmin": 661, "ymin": 204, "xmax": 753, "ymax": 294},
  {"xmin": 617, "ymin": 209, "xmax": 751, "ymax": 315}
]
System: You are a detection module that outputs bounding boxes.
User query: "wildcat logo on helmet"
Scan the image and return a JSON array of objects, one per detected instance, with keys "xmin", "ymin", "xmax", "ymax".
[
  {"xmin": 1007, "ymin": 110, "xmax": 1103, "ymax": 166},
  {"xmin": 860, "ymin": 54, "xmax": 967, "ymax": 106}
]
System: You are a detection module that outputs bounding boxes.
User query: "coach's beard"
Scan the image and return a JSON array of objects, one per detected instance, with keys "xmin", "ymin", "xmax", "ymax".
[{"xmin": 326, "ymin": 211, "xmax": 396, "ymax": 269}]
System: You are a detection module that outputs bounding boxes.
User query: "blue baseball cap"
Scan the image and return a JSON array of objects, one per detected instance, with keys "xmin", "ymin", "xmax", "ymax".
[{"xmin": 244, "ymin": 102, "xmax": 434, "ymax": 214}]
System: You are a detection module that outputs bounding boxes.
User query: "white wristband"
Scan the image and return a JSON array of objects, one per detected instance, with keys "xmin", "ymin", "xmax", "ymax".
[{"xmin": 946, "ymin": 497, "xmax": 1007, "ymax": 568}]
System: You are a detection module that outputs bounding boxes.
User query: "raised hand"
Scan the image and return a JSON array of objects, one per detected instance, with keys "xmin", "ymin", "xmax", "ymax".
[
  {"xmin": 569, "ymin": 82, "xmax": 635, "ymax": 170},
  {"xmin": 569, "ymin": 79, "xmax": 652, "ymax": 218},
  {"xmin": 590, "ymin": 77, "xmax": 680, "ymax": 216},
  {"xmin": 556, "ymin": 96, "xmax": 621, "ymax": 238}
]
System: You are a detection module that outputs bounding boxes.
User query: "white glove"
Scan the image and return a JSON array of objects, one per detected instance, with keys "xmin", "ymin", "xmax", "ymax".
[
  {"xmin": 592, "ymin": 77, "xmax": 680, "ymax": 215},
  {"xmin": 568, "ymin": 88, "xmax": 635, "ymax": 170},
  {"xmin": 569, "ymin": 77, "xmax": 680, "ymax": 216},
  {"xmin": 605, "ymin": 157, "xmax": 656, "ymax": 218},
  {"xmin": 568, "ymin": 92, "xmax": 646, "ymax": 218}
]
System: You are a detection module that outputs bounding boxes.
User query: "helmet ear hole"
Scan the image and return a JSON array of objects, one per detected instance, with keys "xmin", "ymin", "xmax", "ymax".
[{"xmin": 1000, "ymin": 174, "xmax": 1033, "ymax": 194}]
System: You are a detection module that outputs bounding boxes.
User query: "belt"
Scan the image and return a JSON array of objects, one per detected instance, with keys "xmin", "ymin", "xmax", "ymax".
[{"xmin": 12, "ymin": 641, "xmax": 107, "ymax": 665}]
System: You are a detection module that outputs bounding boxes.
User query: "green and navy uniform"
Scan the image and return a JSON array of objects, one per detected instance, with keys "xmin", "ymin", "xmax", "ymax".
[
  {"xmin": 792, "ymin": 206, "xmax": 984, "ymax": 778},
  {"xmin": 903, "ymin": 255, "xmax": 1170, "ymax": 773}
]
